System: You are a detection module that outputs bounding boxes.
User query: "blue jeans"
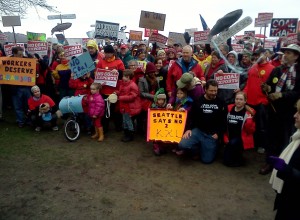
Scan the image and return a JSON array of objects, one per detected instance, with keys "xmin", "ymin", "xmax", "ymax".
[
  {"xmin": 122, "ymin": 113, "xmax": 134, "ymax": 131},
  {"xmin": 11, "ymin": 86, "xmax": 31, "ymax": 124},
  {"xmin": 178, "ymin": 128, "xmax": 218, "ymax": 163}
]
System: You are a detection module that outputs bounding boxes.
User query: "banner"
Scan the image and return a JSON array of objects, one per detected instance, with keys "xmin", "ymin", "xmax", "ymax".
[
  {"xmin": 94, "ymin": 21, "xmax": 119, "ymax": 40},
  {"xmin": 270, "ymin": 18, "xmax": 298, "ymax": 37},
  {"xmin": 94, "ymin": 68, "xmax": 118, "ymax": 87},
  {"xmin": 0, "ymin": 57, "xmax": 36, "ymax": 86},
  {"xmin": 27, "ymin": 41, "xmax": 48, "ymax": 57},
  {"xmin": 139, "ymin": 10, "xmax": 166, "ymax": 31},
  {"xmin": 144, "ymin": 28, "xmax": 158, "ymax": 37},
  {"xmin": 27, "ymin": 31, "xmax": 46, "ymax": 42},
  {"xmin": 69, "ymin": 52, "xmax": 95, "ymax": 79},
  {"xmin": 3, "ymin": 43, "xmax": 25, "ymax": 56},
  {"xmin": 129, "ymin": 30, "xmax": 143, "ymax": 41},
  {"xmin": 194, "ymin": 30, "xmax": 210, "ymax": 44},
  {"xmin": 147, "ymin": 109, "xmax": 187, "ymax": 143},
  {"xmin": 214, "ymin": 73, "xmax": 239, "ymax": 89},
  {"xmin": 63, "ymin": 45, "xmax": 83, "ymax": 59},
  {"xmin": 148, "ymin": 32, "xmax": 168, "ymax": 44}
]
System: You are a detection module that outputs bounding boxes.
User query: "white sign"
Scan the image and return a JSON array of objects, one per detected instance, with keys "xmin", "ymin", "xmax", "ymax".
[
  {"xmin": 255, "ymin": 18, "xmax": 269, "ymax": 28},
  {"xmin": 94, "ymin": 21, "xmax": 119, "ymax": 40},
  {"xmin": 194, "ymin": 30, "xmax": 210, "ymax": 44},
  {"xmin": 257, "ymin": 13, "xmax": 273, "ymax": 25},
  {"xmin": 4, "ymin": 43, "xmax": 25, "ymax": 56},
  {"xmin": 63, "ymin": 45, "xmax": 83, "ymax": 59},
  {"xmin": 214, "ymin": 16, "xmax": 253, "ymax": 45},
  {"xmin": 27, "ymin": 41, "xmax": 48, "ymax": 57},
  {"xmin": 94, "ymin": 68, "xmax": 119, "ymax": 87},
  {"xmin": 215, "ymin": 73, "xmax": 240, "ymax": 89},
  {"xmin": 2, "ymin": 16, "xmax": 21, "ymax": 27},
  {"xmin": 47, "ymin": 14, "xmax": 76, "ymax": 20},
  {"xmin": 231, "ymin": 44, "xmax": 244, "ymax": 53}
]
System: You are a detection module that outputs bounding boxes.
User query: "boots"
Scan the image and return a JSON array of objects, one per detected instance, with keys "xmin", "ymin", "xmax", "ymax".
[
  {"xmin": 91, "ymin": 126, "xmax": 98, "ymax": 139},
  {"xmin": 98, "ymin": 127, "xmax": 104, "ymax": 142},
  {"xmin": 121, "ymin": 130, "xmax": 134, "ymax": 142}
]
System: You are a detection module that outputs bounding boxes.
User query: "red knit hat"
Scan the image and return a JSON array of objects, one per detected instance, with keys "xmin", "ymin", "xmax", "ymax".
[{"xmin": 145, "ymin": 62, "xmax": 156, "ymax": 74}]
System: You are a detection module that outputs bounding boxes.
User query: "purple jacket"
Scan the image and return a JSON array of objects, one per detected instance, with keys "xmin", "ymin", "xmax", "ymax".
[
  {"xmin": 168, "ymin": 84, "xmax": 204, "ymax": 105},
  {"xmin": 88, "ymin": 93, "xmax": 105, "ymax": 117}
]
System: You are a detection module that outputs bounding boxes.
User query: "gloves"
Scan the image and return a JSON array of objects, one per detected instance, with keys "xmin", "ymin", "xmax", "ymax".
[
  {"xmin": 268, "ymin": 92, "xmax": 282, "ymax": 101},
  {"xmin": 268, "ymin": 156, "xmax": 287, "ymax": 171},
  {"xmin": 261, "ymin": 83, "xmax": 271, "ymax": 93}
]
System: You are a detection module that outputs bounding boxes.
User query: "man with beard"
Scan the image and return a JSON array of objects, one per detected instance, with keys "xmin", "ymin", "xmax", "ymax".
[{"xmin": 177, "ymin": 79, "xmax": 226, "ymax": 164}]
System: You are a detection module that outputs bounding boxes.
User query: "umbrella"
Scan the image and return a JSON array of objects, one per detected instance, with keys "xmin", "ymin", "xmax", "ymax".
[{"xmin": 255, "ymin": 34, "xmax": 267, "ymax": 38}]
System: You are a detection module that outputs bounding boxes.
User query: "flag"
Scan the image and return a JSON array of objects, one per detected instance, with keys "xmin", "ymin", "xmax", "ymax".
[{"xmin": 200, "ymin": 14, "xmax": 209, "ymax": 31}]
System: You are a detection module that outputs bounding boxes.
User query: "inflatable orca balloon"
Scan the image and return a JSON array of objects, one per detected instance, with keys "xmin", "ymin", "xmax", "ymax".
[{"xmin": 209, "ymin": 9, "xmax": 243, "ymax": 37}]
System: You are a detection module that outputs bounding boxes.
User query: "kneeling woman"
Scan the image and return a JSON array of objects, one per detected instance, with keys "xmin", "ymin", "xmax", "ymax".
[
  {"xmin": 223, "ymin": 91, "xmax": 256, "ymax": 167},
  {"xmin": 28, "ymin": 85, "xmax": 59, "ymax": 131}
]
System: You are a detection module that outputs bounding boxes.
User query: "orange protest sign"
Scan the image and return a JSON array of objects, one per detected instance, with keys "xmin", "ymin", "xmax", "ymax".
[
  {"xmin": 147, "ymin": 109, "xmax": 187, "ymax": 143},
  {"xmin": 0, "ymin": 57, "xmax": 36, "ymax": 86}
]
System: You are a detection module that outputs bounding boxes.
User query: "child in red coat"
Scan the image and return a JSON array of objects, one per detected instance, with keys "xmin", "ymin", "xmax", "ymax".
[{"xmin": 88, "ymin": 83, "xmax": 105, "ymax": 142}]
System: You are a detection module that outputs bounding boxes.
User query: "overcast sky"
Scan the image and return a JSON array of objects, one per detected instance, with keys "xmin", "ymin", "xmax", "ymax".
[{"xmin": 1, "ymin": 0, "xmax": 299, "ymax": 39}]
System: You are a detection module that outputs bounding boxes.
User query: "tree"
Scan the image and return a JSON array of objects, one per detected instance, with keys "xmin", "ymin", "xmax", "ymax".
[{"xmin": 0, "ymin": 0, "xmax": 58, "ymax": 16}]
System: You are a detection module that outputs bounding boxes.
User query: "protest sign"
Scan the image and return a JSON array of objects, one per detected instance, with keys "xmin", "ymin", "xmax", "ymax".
[
  {"xmin": 27, "ymin": 41, "xmax": 48, "ymax": 57},
  {"xmin": 94, "ymin": 68, "xmax": 118, "ymax": 87},
  {"xmin": 137, "ymin": 60, "xmax": 147, "ymax": 72},
  {"xmin": 244, "ymin": 30, "xmax": 255, "ymax": 41},
  {"xmin": 167, "ymin": 32, "xmax": 187, "ymax": 46},
  {"xmin": 69, "ymin": 52, "xmax": 95, "ymax": 79},
  {"xmin": 194, "ymin": 30, "xmax": 210, "ymax": 44},
  {"xmin": 94, "ymin": 21, "xmax": 119, "ymax": 40},
  {"xmin": 27, "ymin": 32, "xmax": 46, "ymax": 42},
  {"xmin": 148, "ymin": 32, "xmax": 168, "ymax": 45},
  {"xmin": 257, "ymin": 13, "xmax": 273, "ymax": 25},
  {"xmin": 129, "ymin": 30, "xmax": 143, "ymax": 41},
  {"xmin": 254, "ymin": 18, "xmax": 269, "ymax": 28},
  {"xmin": 0, "ymin": 33, "xmax": 8, "ymax": 41},
  {"xmin": 63, "ymin": 45, "xmax": 83, "ymax": 59},
  {"xmin": 231, "ymin": 44, "xmax": 244, "ymax": 53},
  {"xmin": 270, "ymin": 18, "xmax": 298, "ymax": 37},
  {"xmin": 0, "ymin": 57, "xmax": 36, "ymax": 86},
  {"xmin": 147, "ymin": 109, "xmax": 187, "ymax": 143},
  {"xmin": 4, "ymin": 43, "xmax": 25, "ymax": 56},
  {"xmin": 139, "ymin": 10, "xmax": 166, "ymax": 31},
  {"xmin": 144, "ymin": 28, "xmax": 158, "ymax": 37},
  {"xmin": 214, "ymin": 73, "xmax": 239, "ymax": 89},
  {"xmin": 264, "ymin": 40, "xmax": 277, "ymax": 49}
]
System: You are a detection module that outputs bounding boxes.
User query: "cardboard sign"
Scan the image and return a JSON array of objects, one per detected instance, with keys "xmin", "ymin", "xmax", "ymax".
[
  {"xmin": 144, "ymin": 28, "xmax": 158, "ymax": 37},
  {"xmin": 149, "ymin": 32, "xmax": 168, "ymax": 44},
  {"xmin": 147, "ymin": 109, "xmax": 187, "ymax": 143},
  {"xmin": 167, "ymin": 32, "xmax": 187, "ymax": 46},
  {"xmin": 257, "ymin": 13, "xmax": 273, "ymax": 25},
  {"xmin": 69, "ymin": 52, "xmax": 95, "ymax": 79},
  {"xmin": 214, "ymin": 73, "xmax": 240, "ymax": 89},
  {"xmin": 231, "ymin": 44, "xmax": 244, "ymax": 53},
  {"xmin": 270, "ymin": 18, "xmax": 298, "ymax": 37},
  {"xmin": 254, "ymin": 18, "xmax": 269, "ymax": 28},
  {"xmin": 27, "ymin": 32, "xmax": 46, "ymax": 42},
  {"xmin": 4, "ymin": 43, "xmax": 25, "ymax": 56},
  {"xmin": 129, "ymin": 30, "xmax": 143, "ymax": 41},
  {"xmin": 94, "ymin": 21, "xmax": 119, "ymax": 40},
  {"xmin": 0, "ymin": 57, "xmax": 36, "ymax": 86},
  {"xmin": 137, "ymin": 61, "xmax": 147, "ymax": 72},
  {"xmin": 214, "ymin": 16, "xmax": 253, "ymax": 45},
  {"xmin": 0, "ymin": 33, "xmax": 8, "ymax": 41},
  {"xmin": 94, "ymin": 68, "xmax": 118, "ymax": 87},
  {"xmin": 63, "ymin": 45, "xmax": 83, "ymax": 59},
  {"xmin": 139, "ymin": 10, "xmax": 166, "ymax": 31},
  {"xmin": 27, "ymin": 41, "xmax": 48, "ymax": 57},
  {"xmin": 194, "ymin": 30, "xmax": 210, "ymax": 44}
]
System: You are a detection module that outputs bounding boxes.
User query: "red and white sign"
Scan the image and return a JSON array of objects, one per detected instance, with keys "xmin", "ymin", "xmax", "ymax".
[
  {"xmin": 286, "ymin": 33, "xmax": 298, "ymax": 44},
  {"xmin": 82, "ymin": 38, "xmax": 93, "ymax": 45},
  {"xmin": 257, "ymin": 13, "xmax": 273, "ymax": 25},
  {"xmin": 231, "ymin": 44, "xmax": 244, "ymax": 53},
  {"xmin": 27, "ymin": 41, "xmax": 48, "ymax": 57},
  {"xmin": 0, "ymin": 33, "xmax": 8, "ymax": 41},
  {"xmin": 214, "ymin": 73, "xmax": 240, "ymax": 89},
  {"xmin": 144, "ymin": 28, "xmax": 158, "ymax": 37},
  {"xmin": 149, "ymin": 32, "xmax": 168, "ymax": 44},
  {"xmin": 255, "ymin": 18, "xmax": 268, "ymax": 28},
  {"xmin": 4, "ymin": 43, "xmax": 25, "ymax": 56},
  {"xmin": 194, "ymin": 30, "xmax": 210, "ymax": 44},
  {"xmin": 270, "ymin": 18, "xmax": 299, "ymax": 37},
  {"xmin": 264, "ymin": 40, "xmax": 277, "ymax": 49},
  {"xmin": 129, "ymin": 30, "xmax": 143, "ymax": 41},
  {"xmin": 94, "ymin": 68, "xmax": 118, "ymax": 87},
  {"xmin": 63, "ymin": 45, "xmax": 83, "ymax": 59}
]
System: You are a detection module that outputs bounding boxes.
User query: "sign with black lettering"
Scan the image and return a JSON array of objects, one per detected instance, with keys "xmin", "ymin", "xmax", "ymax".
[
  {"xmin": 215, "ymin": 73, "xmax": 240, "ymax": 89},
  {"xmin": 63, "ymin": 45, "xmax": 83, "ymax": 59},
  {"xmin": 27, "ymin": 41, "xmax": 48, "ymax": 57},
  {"xmin": 69, "ymin": 52, "xmax": 95, "ymax": 79},
  {"xmin": 270, "ymin": 18, "xmax": 298, "ymax": 37},
  {"xmin": 147, "ymin": 109, "xmax": 187, "ymax": 143},
  {"xmin": 94, "ymin": 21, "xmax": 119, "ymax": 40},
  {"xmin": 139, "ymin": 10, "xmax": 166, "ymax": 31}
]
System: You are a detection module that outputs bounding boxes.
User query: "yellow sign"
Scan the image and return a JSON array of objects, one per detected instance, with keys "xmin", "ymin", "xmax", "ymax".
[
  {"xmin": 0, "ymin": 57, "xmax": 36, "ymax": 86},
  {"xmin": 147, "ymin": 109, "xmax": 187, "ymax": 143}
]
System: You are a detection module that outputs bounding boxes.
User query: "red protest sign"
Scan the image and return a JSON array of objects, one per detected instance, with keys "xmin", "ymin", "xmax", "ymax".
[
  {"xmin": 194, "ymin": 30, "xmax": 210, "ymax": 44},
  {"xmin": 231, "ymin": 44, "xmax": 244, "ymax": 53},
  {"xmin": 214, "ymin": 73, "xmax": 240, "ymax": 89},
  {"xmin": 257, "ymin": 13, "xmax": 273, "ymax": 25},
  {"xmin": 94, "ymin": 68, "xmax": 118, "ymax": 87},
  {"xmin": 4, "ymin": 43, "xmax": 25, "ymax": 56},
  {"xmin": 144, "ymin": 28, "xmax": 158, "ymax": 37},
  {"xmin": 63, "ymin": 45, "xmax": 83, "ymax": 59},
  {"xmin": 27, "ymin": 41, "xmax": 48, "ymax": 57},
  {"xmin": 148, "ymin": 32, "xmax": 168, "ymax": 44}
]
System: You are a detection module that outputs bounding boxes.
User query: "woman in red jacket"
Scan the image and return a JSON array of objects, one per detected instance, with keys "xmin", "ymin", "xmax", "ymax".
[{"xmin": 223, "ymin": 91, "xmax": 256, "ymax": 167}]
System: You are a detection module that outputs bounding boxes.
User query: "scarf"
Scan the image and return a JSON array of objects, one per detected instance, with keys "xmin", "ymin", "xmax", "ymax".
[
  {"xmin": 275, "ymin": 64, "xmax": 296, "ymax": 92},
  {"xmin": 269, "ymin": 129, "xmax": 300, "ymax": 193}
]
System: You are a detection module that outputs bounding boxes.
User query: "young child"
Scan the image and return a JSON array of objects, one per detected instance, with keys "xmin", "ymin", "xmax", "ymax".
[
  {"xmin": 114, "ymin": 69, "xmax": 142, "ymax": 142},
  {"xmin": 173, "ymin": 88, "xmax": 193, "ymax": 112},
  {"xmin": 88, "ymin": 83, "xmax": 105, "ymax": 142}
]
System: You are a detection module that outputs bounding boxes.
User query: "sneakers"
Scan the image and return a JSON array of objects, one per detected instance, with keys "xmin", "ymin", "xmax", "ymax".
[
  {"xmin": 35, "ymin": 127, "xmax": 41, "ymax": 132},
  {"xmin": 52, "ymin": 126, "xmax": 59, "ymax": 131}
]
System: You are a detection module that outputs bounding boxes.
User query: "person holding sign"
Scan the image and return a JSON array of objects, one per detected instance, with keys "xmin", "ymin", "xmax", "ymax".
[
  {"xmin": 177, "ymin": 79, "xmax": 226, "ymax": 163},
  {"xmin": 86, "ymin": 40, "xmax": 104, "ymax": 79},
  {"xmin": 223, "ymin": 92, "xmax": 256, "ymax": 167}
]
